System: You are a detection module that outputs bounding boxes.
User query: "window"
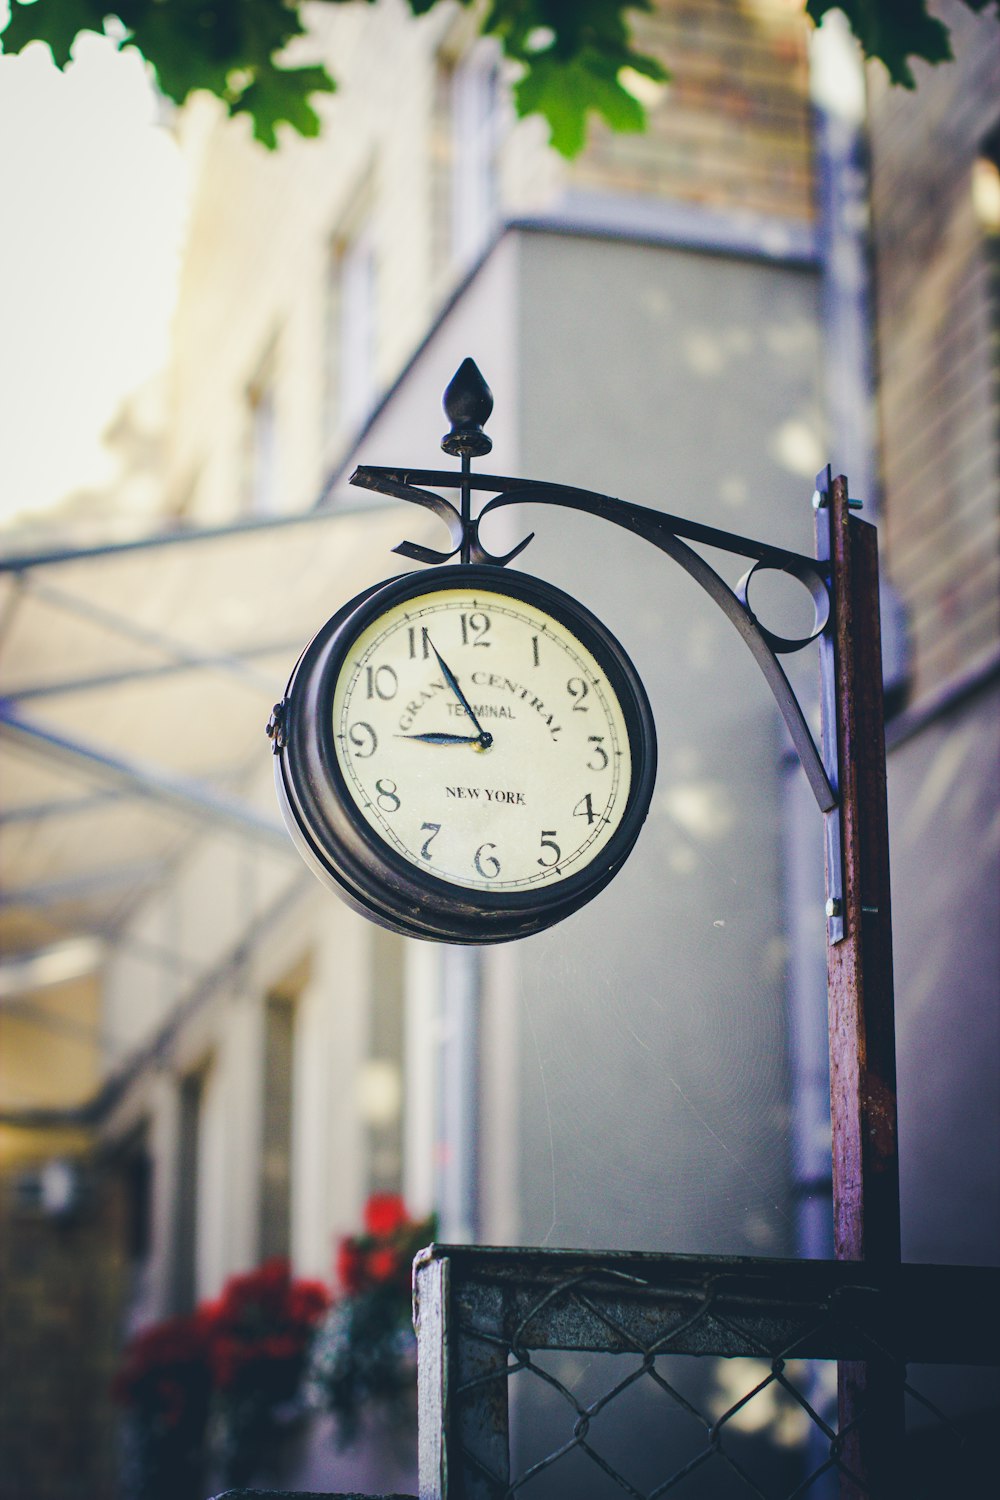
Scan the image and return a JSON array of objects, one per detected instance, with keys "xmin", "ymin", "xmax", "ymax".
[
  {"xmin": 172, "ymin": 1070, "xmax": 202, "ymax": 1313},
  {"xmin": 450, "ymin": 41, "xmax": 504, "ymax": 268},
  {"xmin": 339, "ymin": 223, "xmax": 378, "ymax": 430},
  {"xmin": 323, "ymin": 204, "xmax": 378, "ymax": 445},
  {"xmin": 259, "ymin": 992, "xmax": 295, "ymax": 1261},
  {"xmin": 112, "ymin": 1130, "xmax": 156, "ymax": 1334},
  {"xmin": 173, "ymin": 1059, "xmax": 227, "ymax": 1308},
  {"xmin": 123, "ymin": 1140, "xmax": 152, "ymax": 1265},
  {"xmin": 244, "ymin": 346, "xmax": 280, "ymax": 515},
  {"xmin": 360, "ymin": 928, "xmax": 405, "ymax": 1197}
]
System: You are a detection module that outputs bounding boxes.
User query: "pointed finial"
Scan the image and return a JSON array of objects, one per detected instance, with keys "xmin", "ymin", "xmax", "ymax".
[{"xmin": 441, "ymin": 358, "xmax": 493, "ymax": 457}]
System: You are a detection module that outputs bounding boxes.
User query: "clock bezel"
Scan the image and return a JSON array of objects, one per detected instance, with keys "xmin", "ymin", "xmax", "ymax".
[{"xmin": 274, "ymin": 565, "xmax": 657, "ymax": 943}]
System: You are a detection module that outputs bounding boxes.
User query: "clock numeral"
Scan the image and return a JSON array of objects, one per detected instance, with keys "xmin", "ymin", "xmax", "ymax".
[
  {"xmin": 474, "ymin": 842, "xmax": 500, "ymax": 879},
  {"xmin": 408, "ymin": 626, "xmax": 431, "ymax": 660},
  {"xmin": 587, "ymin": 735, "xmax": 609, "ymax": 771},
  {"xmin": 365, "ymin": 664, "xmax": 398, "ymax": 700},
  {"xmin": 537, "ymin": 830, "xmax": 561, "ymax": 868},
  {"xmin": 460, "ymin": 611, "xmax": 491, "ymax": 647},
  {"xmin": 573, "ymin": 793, "xmax": 597, "ymax": 825},
  {"xmin": 375, "ymin": 778, "xmax": 401, "ymax": 813},
  {"xmin": 419, "ymin": 821, "xmax": 441, "ymax": 860},
  {"xmin": 348, "ymin": 721, "xmax": 378, "ymax": 758},
  {"xmin": 531, "ymin": 634, "xmax": 540, "ymax": 668},
  {"xmin": 567, "ymin": 676, "xmax": 590, "ymax": 711}
]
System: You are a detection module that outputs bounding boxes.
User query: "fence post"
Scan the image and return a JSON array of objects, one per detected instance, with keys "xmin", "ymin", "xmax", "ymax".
[
  {"xmin": 416, "ymin": 1251, "xmax": 449, "ymax": 1500},
  {"xmin": 415, "ymin": 1248, "xmax": 510, "ymax": 1500},
  {"xmin": 817, "ymin": 471, "xmax": 903, "ymax": 1495}
]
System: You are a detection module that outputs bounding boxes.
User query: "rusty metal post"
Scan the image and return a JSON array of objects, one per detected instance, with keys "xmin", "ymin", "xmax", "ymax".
[{"xmin": 816, "ymin": 470, "xmax": 903, "ymax": 1496}]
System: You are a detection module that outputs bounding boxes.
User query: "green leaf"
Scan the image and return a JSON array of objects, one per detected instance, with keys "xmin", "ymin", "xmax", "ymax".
[
  {"xmin": 124, "ymin": 0, "xmax": 313, "ymax": 106},
  {"xmin": 484, "ymin": 0, "xmax": 665, "ymax": 156},
  {"xmin": 407, "ymin": 0, "xmax": 472, "ymax": 15},
  {"xmin": 513, "ymin": 45, "xmax": 658, "ymax": 157},
  {"xmin": 486, "ymin": 0, "xmax": 648, "ymax": 62},
  {"xmin": 5, "ymin": 0, "xmax": 995, "ymax": 153},
  {"xmin": 1, "ymin": 0, "xmax": 337, "ymax": 148},
  {"xmin": 229, "ymin": 60, "xmax": 336, "ymax": 148},
  {"xmin": 805, "ymin": 0, "xmax": 953, "ymax": 87},
  {"xmin": 1, "ymin": 0, "xmax": 111, "ymax": 66}
]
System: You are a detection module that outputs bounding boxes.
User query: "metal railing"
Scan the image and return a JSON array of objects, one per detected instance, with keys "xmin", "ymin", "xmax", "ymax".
[{"xmin": 414, "ymin": 1245, "xmax": 999, "ymax": 1499}]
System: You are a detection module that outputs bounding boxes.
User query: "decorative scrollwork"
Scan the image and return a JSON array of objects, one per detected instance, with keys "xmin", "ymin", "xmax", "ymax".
[
  {"xmin": 736, "ymin": 557, "xmax": 831, "ymax": 655},
  {"xmin": 347, "ymin": 358, "xmax": 838, "ymax": 816}
]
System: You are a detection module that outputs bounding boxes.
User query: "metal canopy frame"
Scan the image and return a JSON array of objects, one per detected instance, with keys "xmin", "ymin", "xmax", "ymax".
[
  {"xmin": 0, "ymin": 704, "xmax": 292, "ymax": 852},
  {"xmin": 0, "ymin": 500, "xmax": 427, "ymax": 990}
]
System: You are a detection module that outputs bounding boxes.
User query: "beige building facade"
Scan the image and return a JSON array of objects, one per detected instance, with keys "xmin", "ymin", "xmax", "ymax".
[{"xmin": 1, "ymin": 2, "xmax": 997, "ymax": 1494}]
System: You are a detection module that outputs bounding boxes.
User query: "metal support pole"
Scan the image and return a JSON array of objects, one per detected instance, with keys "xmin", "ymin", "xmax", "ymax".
[{"xmin": 817, "ymin": 472, "xmax": 902, "ymax": 1495}]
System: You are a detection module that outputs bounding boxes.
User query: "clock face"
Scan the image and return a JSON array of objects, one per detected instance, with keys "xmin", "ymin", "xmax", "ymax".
[
  {"xmin": 330, "ymin": 585, "xmax": 632, "ymax": 893},
  {"xmin": 273, "ymin": 566, "xmax": 656, "ymax": 943}
]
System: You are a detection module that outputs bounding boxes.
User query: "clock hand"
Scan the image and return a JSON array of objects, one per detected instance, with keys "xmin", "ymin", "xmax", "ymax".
[
  {"xmin": 396, "ymin": 731, "xmax": 485, "ymax": 744},
  {"xmin": 427, "ymin": 639, "xmax": 493, "ymax": 749}
]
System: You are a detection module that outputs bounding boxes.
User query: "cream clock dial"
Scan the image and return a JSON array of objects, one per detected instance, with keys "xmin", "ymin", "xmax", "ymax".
[
  {"xmin": 331, "ymin": 586, "xmax": 631, "ymax": 891},
  {"xmin": 272, "ymin": 566, "xmax": 656, "ymax": 943}
]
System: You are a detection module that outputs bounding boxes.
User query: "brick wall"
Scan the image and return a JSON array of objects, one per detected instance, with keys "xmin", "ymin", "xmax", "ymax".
[
  {"xmin": 0, "ymin": 1131, "xmax": 126, "ymax": 1500},
  {"xmin": 868, "ymin": 0, "xmax": 1000, "ymax": 703},
  {"xmin": 161, "ymin": 0, "xmax": 817, "ymax": 527},
  {"xmin": 570, "ymin": 0, "xmax": 814, "ymax": 224}
]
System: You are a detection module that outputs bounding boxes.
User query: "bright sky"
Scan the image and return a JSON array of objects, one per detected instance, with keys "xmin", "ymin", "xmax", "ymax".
[{"xmin": 0, "ymin": 19, "xmax": 188, "ymax": 525}]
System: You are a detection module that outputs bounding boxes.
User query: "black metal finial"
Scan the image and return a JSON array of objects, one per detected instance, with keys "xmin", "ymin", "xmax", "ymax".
[{"xmin": 441, "ymin": 358, "xmax": 493, "ymax": 458}]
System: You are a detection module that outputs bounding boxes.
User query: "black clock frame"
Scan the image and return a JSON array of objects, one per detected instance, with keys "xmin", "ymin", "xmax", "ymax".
[
  {"xmin": 272, "ymin": 564, "xmax": 658, "ymax": 944},
  {"xmin": 271, "ymin": 357, "xmax": 852, "ymax": 945}
]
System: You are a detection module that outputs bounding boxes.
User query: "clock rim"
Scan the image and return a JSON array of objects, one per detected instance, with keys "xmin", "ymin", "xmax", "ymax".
[{"xmin": 275, "ymin": 565, "xmax": 657, "ymax": 943}]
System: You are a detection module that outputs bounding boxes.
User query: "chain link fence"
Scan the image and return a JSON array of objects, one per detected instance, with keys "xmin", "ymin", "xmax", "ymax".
[{"xmin": 414, "ymin": 1246, "xmax": 999, "ymax": 1499}]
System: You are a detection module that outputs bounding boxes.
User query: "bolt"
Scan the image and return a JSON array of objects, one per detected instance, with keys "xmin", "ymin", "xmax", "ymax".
[
  {"xmin": 266, "ymin": 702, "xmax": 286, "ymax": 752},
  {"xmin": 826, "ymin": 897, "xmax": 843, "ymax": 918}
]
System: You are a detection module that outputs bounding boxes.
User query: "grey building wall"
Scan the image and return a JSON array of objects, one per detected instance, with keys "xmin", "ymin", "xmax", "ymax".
[
  {"xmin": 345, "ymin": 223, "xmax": 998, "ymax": 1282},
  {"xmin": 889, "ymin": 676, "xmax": 1000, "ymax": 1268},
  {"xmin": 479, "ymin": 229, "xmax": 826, "ymax": 1258}
]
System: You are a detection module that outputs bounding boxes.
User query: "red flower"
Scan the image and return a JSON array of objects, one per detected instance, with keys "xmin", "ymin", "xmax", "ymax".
[
  {"xmin": 156, "ymin": 1377, "xmax": 187, "ymax": 1429},
  {"xmin": 200, "ymin": 1259, "xmax": 331, "ymax": 1395},
  {"xmin": 368, "ymin": 1246, "xmax": 400, "ymax": 1285},
  {"xmin": 257, "ymin": 1256, "xmax": 292, "ymax": 1296},
  {"xmin": 337, "ymin": 1238, "xmax": 365, "ymax": 1296},
  {"xmin": 112, "ymin": 1313, "xmax": 212, "ymax": 1415},
  {"xmin": 364, "ymin": 1193, "xmax": 408, "ymax": 1238},
  {"xmin": 212, "ymin": 1258, "xmax": 291, "ymax": 1329},
  {"xmin": 262, "ymin": 1333, "xmax": 300, "ymax": 1361},
  {"xmin": 211, "ymin": 1334, "xmax": 248, "ymax": 1391},
  {"xmin": 199, "ymin": 1298, "xmax": 222, "ymax": 1327},
  {"xmin": 289, "ymin": 1280, "xmax": 330, "ymax": 1326}
]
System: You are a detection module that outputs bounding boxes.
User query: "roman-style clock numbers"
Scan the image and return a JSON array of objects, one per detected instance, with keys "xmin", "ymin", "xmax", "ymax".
[{"xmin": 271, "ymin": 565, "xmax": 657, "ymax": 943}]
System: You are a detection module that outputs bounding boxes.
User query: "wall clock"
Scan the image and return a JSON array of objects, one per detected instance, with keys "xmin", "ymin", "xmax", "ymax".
[{"xmin": 270, "ymin": 564, "xmax": 657, "ymax": 943}]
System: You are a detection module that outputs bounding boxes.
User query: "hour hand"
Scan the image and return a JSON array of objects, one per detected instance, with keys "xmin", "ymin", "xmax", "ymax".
[
  {"xmin": 427, "ymin": 639, "xmax": 493, "ymax": 748},
  {"xmin": 396, "ymin": 731, "xmax": 484, "ymax": 744}
]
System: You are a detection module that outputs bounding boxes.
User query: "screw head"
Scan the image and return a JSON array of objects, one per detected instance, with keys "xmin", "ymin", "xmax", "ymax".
[{"xmin": 825, "ymin": 897, "xmax": 843, "ymax": 918}]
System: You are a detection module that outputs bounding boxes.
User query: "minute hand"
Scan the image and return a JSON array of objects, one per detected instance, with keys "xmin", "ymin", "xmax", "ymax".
[{"xmin": 429, "ymin": 640, "xmax": 493, "ymax": 749}]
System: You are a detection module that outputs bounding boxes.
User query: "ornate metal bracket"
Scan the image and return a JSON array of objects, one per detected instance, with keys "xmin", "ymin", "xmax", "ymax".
[{"xmin": 350, "ymin": 359, "xmax": 846, "ymax": 930}]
